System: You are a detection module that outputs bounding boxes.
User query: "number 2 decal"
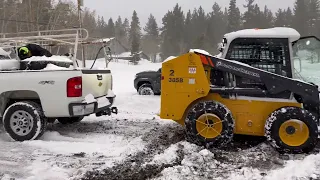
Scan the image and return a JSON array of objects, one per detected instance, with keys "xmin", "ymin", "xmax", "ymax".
[{"xmin": 169, "ymin": 70, "xmax": 174, "ymax": 76}]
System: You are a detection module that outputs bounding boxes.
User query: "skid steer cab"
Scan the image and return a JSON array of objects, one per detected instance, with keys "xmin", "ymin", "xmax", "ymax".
[{"xmin": 160, "ymin": 27, "xmax": 320, "ymax": 154}]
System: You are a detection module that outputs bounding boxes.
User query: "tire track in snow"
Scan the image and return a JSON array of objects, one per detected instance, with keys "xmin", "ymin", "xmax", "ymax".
[{"xmin": 0, "ymin": 126, "xmax": 35, "ymax": 179}]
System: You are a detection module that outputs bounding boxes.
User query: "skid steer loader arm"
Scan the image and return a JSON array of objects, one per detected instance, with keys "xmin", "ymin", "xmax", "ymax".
[{"xmin": 160, "ymin": 51, "xmax": 320, "ymax": 123}]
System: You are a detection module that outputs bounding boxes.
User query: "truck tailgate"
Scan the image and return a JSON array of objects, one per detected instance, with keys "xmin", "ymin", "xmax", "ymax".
[{"xmin": 81, "ymin": 69, "xmax": 113, "ymax": 98}]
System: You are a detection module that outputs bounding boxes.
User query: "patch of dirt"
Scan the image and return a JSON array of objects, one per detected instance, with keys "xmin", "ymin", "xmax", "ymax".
[{"xmin": 81, "ymin": 123, "xmax": 185, "ymax": 180}]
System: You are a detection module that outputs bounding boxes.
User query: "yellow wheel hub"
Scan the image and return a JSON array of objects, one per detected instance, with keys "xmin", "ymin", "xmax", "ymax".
[
  {"xmin": 279, "ymin": 119, "xmax": 309, "ymax": 147},
  {"xmin": 196, "ymin": 113, "xmax": 223, "ymax": 139}
]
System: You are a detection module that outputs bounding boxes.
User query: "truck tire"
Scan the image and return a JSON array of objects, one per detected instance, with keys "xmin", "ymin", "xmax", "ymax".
[
  {"xmin": 57, "ymin": 117, "xmax": 84, "ymax": 124},
  {"xmin": 265, "ymin": 106, "xmax": 318, "ymax": 154},
  {"xmin": 138, "ymin": 83, "xmax": 154, "ymax": 95},
  {"xmin": 185, "ymin": 100, "xmax": 235, "ymax": 149},
  {"xmin": 3, "ymin": 101, "xmax": 47, "ymax": 141}
]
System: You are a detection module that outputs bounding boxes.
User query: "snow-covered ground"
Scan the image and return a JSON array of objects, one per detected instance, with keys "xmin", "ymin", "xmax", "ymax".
[{"xmin": 1, "ymin": 58, "xmax": 320, "ymax": 180}]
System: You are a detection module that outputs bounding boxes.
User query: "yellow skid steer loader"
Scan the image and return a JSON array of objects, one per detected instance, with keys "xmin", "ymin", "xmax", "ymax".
[{"xmin": 159, "ymin": 27, "xmax": 320, "ymax": 154}]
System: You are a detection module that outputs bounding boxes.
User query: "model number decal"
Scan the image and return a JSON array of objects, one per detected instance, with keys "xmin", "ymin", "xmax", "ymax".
[
  {"xmin": 169, "ymin": 78, "xmax": 183, "ymax": 83},
  {"xmin": 39, "ymin": 81, "xmax": 55, "ymax": 85},
  {"xmin": 216, "ymin": 61, "xmax": 260, "ymax": 78}
]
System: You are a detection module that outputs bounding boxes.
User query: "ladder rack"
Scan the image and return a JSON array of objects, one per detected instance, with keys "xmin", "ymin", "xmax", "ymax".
[{"xmin": 0, "ymin": 28, "xmax": 89, "ymax": 68}]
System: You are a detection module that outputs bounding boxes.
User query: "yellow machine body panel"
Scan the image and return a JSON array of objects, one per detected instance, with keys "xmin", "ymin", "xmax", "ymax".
[
  {"xmin": 160, "ymin": 52, "xmax": 302, "ymax": 136},
  {"xmin": 202, "ymin": 94, "xmax": 301, "ymax": 136},
  {"xmin": 160, "ymin": 53, "xmax": 211, "ymax": 121}
]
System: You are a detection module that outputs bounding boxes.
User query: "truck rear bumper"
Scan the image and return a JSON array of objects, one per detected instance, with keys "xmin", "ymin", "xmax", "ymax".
[{"xmin": 68, "ymin": 90, "xmax": 118, "ymax": 117}]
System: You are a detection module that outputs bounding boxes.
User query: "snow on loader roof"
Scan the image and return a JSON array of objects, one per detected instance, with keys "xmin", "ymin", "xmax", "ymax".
[{"xmin": 224, "ymin": 27, "xmax": 300, "ymax": 43}]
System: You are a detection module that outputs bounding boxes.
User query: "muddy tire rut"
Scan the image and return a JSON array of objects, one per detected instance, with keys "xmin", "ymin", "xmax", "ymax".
[{"xmin": 81, "ymin": 122, "xmax": 186, "ymax": 180}]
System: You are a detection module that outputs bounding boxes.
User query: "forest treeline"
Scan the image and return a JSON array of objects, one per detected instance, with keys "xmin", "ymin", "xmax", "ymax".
[{"xmin": 0, "ymin": 0, "xmax": 318, "ymax": 61}]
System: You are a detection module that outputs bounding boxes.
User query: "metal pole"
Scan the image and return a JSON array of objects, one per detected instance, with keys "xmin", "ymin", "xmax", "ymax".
[{"xmin": 78, "ymin": 0, "xmax": 86, "ymax": 68}]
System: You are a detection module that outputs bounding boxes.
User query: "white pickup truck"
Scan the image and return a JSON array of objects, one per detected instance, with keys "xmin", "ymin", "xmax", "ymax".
[{"xmin": 0, "ymin": 28, "xmax": 118, "ymax": 141}]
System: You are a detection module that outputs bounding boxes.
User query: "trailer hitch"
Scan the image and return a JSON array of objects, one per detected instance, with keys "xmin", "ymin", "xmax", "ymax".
[{"xmin": 96, "ymin": 107, "xmax": 118, "ymax": 117}]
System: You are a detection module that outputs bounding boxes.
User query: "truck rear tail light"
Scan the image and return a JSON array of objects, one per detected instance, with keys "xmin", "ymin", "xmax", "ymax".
[{"xmin": 67, "ymin": 76, "xmax": 82, "ymax": 97}]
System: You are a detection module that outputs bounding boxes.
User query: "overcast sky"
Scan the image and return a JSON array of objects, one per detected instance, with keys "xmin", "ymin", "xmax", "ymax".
[{"xmin": 83, "ymin": 0, "xmax": 295, "ymax": 28}]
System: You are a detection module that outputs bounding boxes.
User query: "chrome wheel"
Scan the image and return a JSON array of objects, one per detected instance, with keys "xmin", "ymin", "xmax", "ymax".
[{"xmin": 10, "ymin": 110, "xmax": 34, "ymax": 136}]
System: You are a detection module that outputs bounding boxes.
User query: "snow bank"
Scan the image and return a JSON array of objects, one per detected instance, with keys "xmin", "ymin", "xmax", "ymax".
[
  {"xmin": 154, "ymin": 141, "xmax": 218, "ymax": 180},
  {"xmin": 149, "ymin": 144, "xmax": 180, "ymax": 165}
]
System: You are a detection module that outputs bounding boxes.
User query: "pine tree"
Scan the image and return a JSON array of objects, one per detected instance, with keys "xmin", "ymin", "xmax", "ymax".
[
  {"xmin": 143, "ymin": 14, "xmax": 159, "ymax": 62},
  {"xmin": 107, "ymin": 18, "xmax": 115, "ymax": 37},
  {"xmin": 191, "ymin": 6, "xmax": 207, "ymax": 49},
  {"xmin": 227, "ymin": 0, "xmax": 241, "ymax": 32},
  {"xmin": 129, "ymin": 10, "xmax": 141, "ymax": 55},
  {"xmin": 252, "ymin": 4, "xmax": 262, "ymax": 28},
  {"xmin": 284, "ymin": 7, "xmax": 293, "ymax": 27},
  {"xmin": 207, "ymin": 2, "xmax": 227, "ymax": 53},
  {"xmin": 122, "ymin": 18, "xmax": 130, "ymax": 46},
  {"xmin": 172, "ymin": 3, "xmax": 185, "ymax": 54},
  {"xmin": 160, "ymin": 11, "xmax": 175, "ymax": 60},
  {"xmin": 242, "ymin": 0, "xmax": 256, "ymax": 29},
  {"xmin": 293, "ymin": 0, "xmax": 309, "ymax": 36},
  {"xmin": 160, "ymin": 3, "xmax": 185, "ymax": 60},
  {"xmin": 261, "ymin": 6, "xmax": 274, "ymax": 28},
  {"xmin": 307, "ymin": 0, "xmax": 320, "ymax": 35},
  {"xmin": 115, "ymin": 16, "xmax": 126, "ymax": 41},
  {"xmin": 274, "ymin": 9, "xmax": 286, "ymax": 27},
  {"xmin": 183, "ymin": 10, "xmax": 193, "ymax": 51}
]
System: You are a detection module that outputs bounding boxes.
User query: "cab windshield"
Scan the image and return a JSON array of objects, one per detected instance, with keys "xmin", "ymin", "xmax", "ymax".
[{"xmin": 292, "ymin": 36, "xmax": 320, "ymax": 85}]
